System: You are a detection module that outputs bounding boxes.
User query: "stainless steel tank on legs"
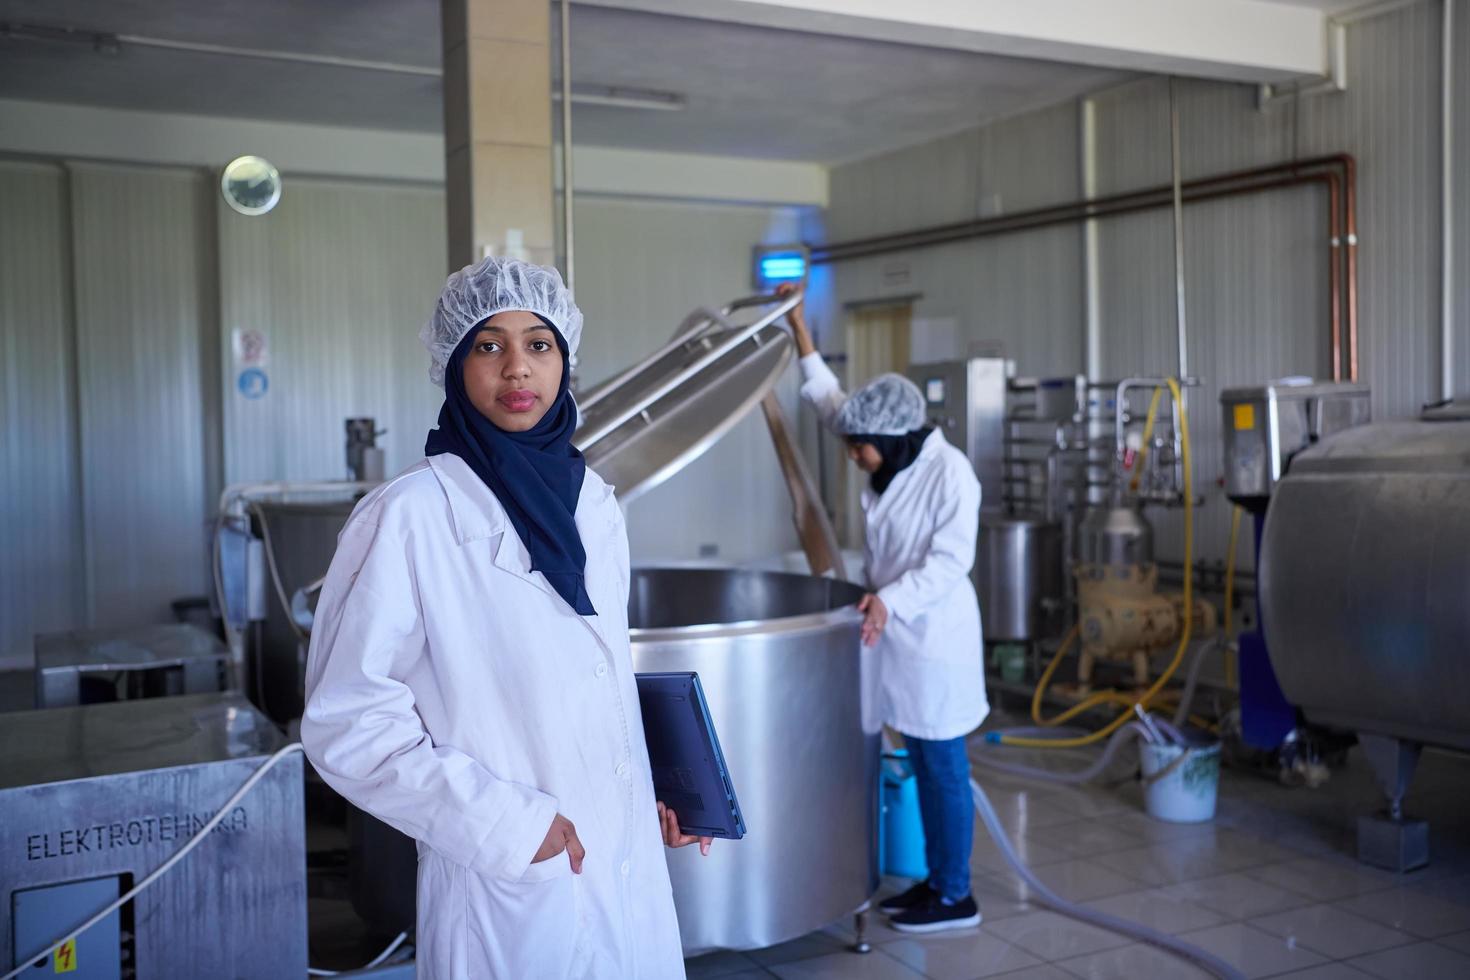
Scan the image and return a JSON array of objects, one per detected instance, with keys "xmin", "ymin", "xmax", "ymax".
[
  {"xmin": 628, "ymin": 568, "xmax": 878, "ymax": 955},
  {"xmin": 975, "ymin": 515, "xmax": 1062, "ymax": 642},
  {"xmin": 1260, "ymin": 414, "xmax": 1470, "ymax": 870}
]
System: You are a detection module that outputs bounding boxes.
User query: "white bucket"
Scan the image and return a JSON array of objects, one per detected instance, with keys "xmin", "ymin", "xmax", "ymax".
[{"xmin": 1140, "ymin": 740, "xmax": 1222, "ymax": 823}]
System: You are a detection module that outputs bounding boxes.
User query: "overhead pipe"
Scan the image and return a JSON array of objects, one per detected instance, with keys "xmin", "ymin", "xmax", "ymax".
[
  {"xmin": 1443, "ymin": 0, "xmax": 1456, "ymax": 400},
  {"xmin": 559, "ymin": 0, "xmax": 575, "ymax": 292},
  {"xmin": 809, "ymin": 154, "xmax": 1360, "ymax": 382},
  {"xmin": 1168, "ymin": 79, "xmax": 1189, "ymax": 394}
]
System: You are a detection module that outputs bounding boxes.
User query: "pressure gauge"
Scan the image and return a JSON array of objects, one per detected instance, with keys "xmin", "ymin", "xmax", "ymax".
[{"xmin": 221, "ymin": 155, "xmax": 282, "ymax": 216}]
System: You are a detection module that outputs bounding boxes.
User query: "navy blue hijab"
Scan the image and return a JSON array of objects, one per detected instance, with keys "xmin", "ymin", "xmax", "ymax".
[
  {"xmin": 849, "ymin": 428, "xmax": 933, "ymax": 495},
  {"xmin": 425, "ymin": 315, "xmax": 595, "ymax": 615}
]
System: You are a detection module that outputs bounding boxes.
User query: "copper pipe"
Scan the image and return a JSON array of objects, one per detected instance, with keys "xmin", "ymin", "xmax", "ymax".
[
  {"xmin": 811, "ymin": 154, "xmax": 1360, "ymax": 384},
  {"xmin": 1329, "ymin": 173, "xmax": 1343, "ymax": 381},
  {"xmin": 1343, "ymin": 155, "xmax": 1360, "ymax": 381}
]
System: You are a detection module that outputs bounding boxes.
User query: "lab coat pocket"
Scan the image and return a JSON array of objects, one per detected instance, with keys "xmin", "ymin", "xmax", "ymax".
[{"xmin": 519, "ymin": 852, "xmax": 575, "ymax": 883}]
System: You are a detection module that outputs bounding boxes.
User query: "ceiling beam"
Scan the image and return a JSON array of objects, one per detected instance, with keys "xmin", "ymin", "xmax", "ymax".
[
  {"xmin": 575, "ymin": 0, "xmax": 1331, "ymax": 83},
  {"xmin": 0, "ymin": 98, "xmax": 828, "ymax": 206}
]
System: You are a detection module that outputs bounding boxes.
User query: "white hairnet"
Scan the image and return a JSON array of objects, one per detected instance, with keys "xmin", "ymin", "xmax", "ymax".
[
  {"xmin": 836, "ymin": 373, "xmax": 928, "ymax": 436},
  {"xmin": 420, "ymin": 256, "xmax": 584, "ymax": 386}
]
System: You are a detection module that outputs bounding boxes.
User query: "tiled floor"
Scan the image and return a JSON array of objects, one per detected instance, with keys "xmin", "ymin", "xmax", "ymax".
[{"xmin": 686, "ymin": 716, "xmax": 1470, "ymax": 980}]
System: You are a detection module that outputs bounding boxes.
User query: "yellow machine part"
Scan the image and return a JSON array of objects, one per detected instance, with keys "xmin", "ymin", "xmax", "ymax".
[{"xmin": 1075, "ymin": 561, "xmax": 1216, "ymax": 689}]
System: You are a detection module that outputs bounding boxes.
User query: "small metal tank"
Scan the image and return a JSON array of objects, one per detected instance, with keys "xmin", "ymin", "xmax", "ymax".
[
  {"xmin": 628, "ymin": 568, "xmax": 878, "ymax": 955},
  {"xmin": 1076, "ymin": 506, "xmax": 1154, "ymax": 566},
  {"xmin": 975, "ymin": 515, "xmax": 1063, "ymax": 642}
]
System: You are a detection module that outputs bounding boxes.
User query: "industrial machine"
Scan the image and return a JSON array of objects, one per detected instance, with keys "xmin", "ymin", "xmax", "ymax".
[
  {"xmin": 1074, "ymin": 505, "xmax": 1215, "ymax": 692},
  {"xmin": 1246, "ymin": 393, "xmax": 1469, "ymax": 871},
  {"xmin": 32, "ymin": 624, "xmax": 230, "ymax": 709},
  {"xmin": 911, "ymin": 363, "xmax": 1215, "ymax": 690},
  {"xmin": 1024, "ymin": 376, "xmax": 1213, "ymax": 693},
  {"xmin": 907, "ymin": 357, "xmax": 1008, "ymax": 509},
  {"xmin": 0, "ymin": 693, "xmax": 306, "ymax": 979},
  {"xmin": 1220, "ymin": 380, "xmax": 1371, "ymax": 752}
]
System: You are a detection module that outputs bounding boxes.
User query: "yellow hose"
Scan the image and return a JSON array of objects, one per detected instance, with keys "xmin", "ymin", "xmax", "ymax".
[
  {"xmin": 1001, "ymin": 378, "xmax": 1193, "ymax": 749},
  {"xmin": 1223, "ymin": 505, "xmax": 1242, "ymax": 690},
  {"xmin": 1128, "ymin": 385, "xmax": 1166, "ymax": 495},
  {"xmin": 1029, "ymin": 625, "xmax": 1079, "ymax": 725}
]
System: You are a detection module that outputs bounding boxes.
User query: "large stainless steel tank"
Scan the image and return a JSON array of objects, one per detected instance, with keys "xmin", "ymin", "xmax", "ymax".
[
  {"xmin": 1260, "ymin": 418, "xmax": 1470, "ymax": 751},
  {"xmin": 628, "ymin": 568, "xmax": 878, "ymax": 955},
  {"xmin": 975, "ymin": 515, "xmax": 1063, "ymax": 642}
]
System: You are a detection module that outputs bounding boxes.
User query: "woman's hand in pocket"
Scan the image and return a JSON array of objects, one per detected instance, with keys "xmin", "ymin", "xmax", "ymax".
[
  {"xmin": 658, "ymin": 802, "xmax": 712, "ymax": 857},
  {"xmin": 532, "ymin": 813, "xmax": 586, "ymax": 873}
]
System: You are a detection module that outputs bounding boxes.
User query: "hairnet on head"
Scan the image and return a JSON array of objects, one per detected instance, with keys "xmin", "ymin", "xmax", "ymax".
[
  {"xmin": 420, "ymin": 256, "xmax": 584, "ymax": 386},
  {"xmin": 836, "ymin": 373, "xmax": 928, "ymax": 437}
]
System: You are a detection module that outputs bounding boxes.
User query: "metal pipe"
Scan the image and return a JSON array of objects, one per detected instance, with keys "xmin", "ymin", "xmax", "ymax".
[
  {"xmin": 810, "ymin": 155, "xmax": 1360, "ymax": 383},
  {"xmin": 1081, "ymin": 97, "xmax": 1103, "ymax": 381},
  {"xmin": 559, "ymin": 0, "xmax": 575, "ymax": 293},
  {"xmin": 810, "ymin": 155, "xmax": 1354, "ymax": 261},
  {"xmin": 115, "ymin": 32, "xmax": 440, "ymax": 75},
  {"xmin": 1344, "ymin": 155, "xmax": 1360, "ymax": 380},
  {"xmin": 1169, "ymin": 79, "xmax": 1189, "ymax": 392},
  {"xmin": 1443, "ymin": 0, "xmax": 1457, "ymax": 400},
  {"xmin": 1329, "ymin": 173, "xmax": 1343, "ymax": 380}
]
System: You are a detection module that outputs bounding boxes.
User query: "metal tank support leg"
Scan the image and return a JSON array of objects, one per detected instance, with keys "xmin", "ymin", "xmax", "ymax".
[
  {"xmin": 851, "ymin": 903, "xmax": 872, "ymax": 954},
  {"xmin": 1357, "ymin": 734, "xmax": 1429, "ymax": 872}
]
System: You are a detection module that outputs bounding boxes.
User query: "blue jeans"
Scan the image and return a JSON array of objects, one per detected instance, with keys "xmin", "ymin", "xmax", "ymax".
[{"xmin": 905, "ymin": 735, "xmax": 973, "ymax": 902}]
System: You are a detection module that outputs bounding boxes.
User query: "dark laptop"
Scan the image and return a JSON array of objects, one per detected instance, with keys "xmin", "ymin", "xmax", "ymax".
[{"xmin": 635, "ymin": 672, "xmax": 746, "ymax": 840}]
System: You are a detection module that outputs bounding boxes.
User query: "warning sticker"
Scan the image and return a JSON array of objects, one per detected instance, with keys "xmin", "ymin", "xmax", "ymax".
[
  {"xmin": 1233, "ymin": 404, "xmax": 1256, "ymax": 431},
  {"xmin": 54, "ymin": 938, "xmax": 77, "ymax": 973}
]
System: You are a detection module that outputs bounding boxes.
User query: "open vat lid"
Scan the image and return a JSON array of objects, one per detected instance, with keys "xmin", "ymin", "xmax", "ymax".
[{"xmin": 573, "ymin": 294, "xmax": 798, "ymax": 505}]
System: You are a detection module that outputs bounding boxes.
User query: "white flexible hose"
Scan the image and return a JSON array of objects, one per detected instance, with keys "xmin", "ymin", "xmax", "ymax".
[
  {"xmin": 974, "ymin": 723, "xmax": 1149, "ymax": 784},
  {"xmin": 970, "ymin": 777, "xmax": 1246, "ymax": 980},
  {"xmin": 307, "ymin": 931, "xmax": 411, "ymax": 976}
]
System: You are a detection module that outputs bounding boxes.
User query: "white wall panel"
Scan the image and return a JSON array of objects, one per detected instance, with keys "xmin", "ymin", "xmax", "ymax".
[
  {"xmin": 218, "ymin": 179, "xmax": 447, "ymax": 484},
  {"xmin": 0, "ymin": 162, "xmax": 83, "ymax": 666},
  {"xmin": 69, "ymin": 163, "xmax": 214, "ymax": 628}
]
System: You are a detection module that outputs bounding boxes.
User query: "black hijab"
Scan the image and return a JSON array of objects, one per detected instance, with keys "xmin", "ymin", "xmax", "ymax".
[
  {"xmin": 850, "ymin": 428, "xmax": 933, "ymax": 495},
  {"xmin": 425, "ymin": 315, "xmax": 595, "ymax": 615}
]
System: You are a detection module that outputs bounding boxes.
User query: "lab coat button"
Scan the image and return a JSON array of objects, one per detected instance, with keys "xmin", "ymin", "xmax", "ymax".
[
  {"xmin": 594, "ymin": 662, "xmax": 608, "ymax": 678},
  {"xmin": 616, "ymin": 761, "xmax": 629, "ymax": 777},
  {"xmin": 620, "ymin": 860, "xmax": 631, "ymax": 877}
]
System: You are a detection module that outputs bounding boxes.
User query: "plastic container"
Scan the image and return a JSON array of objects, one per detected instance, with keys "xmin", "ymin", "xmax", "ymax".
[
  {"xmin": 880, "ymin": 750, "xmax": 929, "ymax": 880},
  {"xmin": 992, "ymin": 644, "xmax": 1027, "ymax": 684},
  {"xmin": 1140, "ymin": 739, "xmax": 1222, "ymax": 823}
]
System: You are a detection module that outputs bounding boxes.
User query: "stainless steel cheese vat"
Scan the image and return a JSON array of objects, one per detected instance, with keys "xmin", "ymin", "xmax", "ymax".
[{"xmin": 628, "ymin": 567, "xmax": 878, "ymax": 955}]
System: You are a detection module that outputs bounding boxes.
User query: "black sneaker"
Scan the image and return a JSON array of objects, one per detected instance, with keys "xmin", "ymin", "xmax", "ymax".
[
  {"xmin": 889, "ymin": 893, "xmax": 982, "ymax": 934},
  {"xmin": 878, "ymin": 880, "xmax": 935, "ymax": 915}
]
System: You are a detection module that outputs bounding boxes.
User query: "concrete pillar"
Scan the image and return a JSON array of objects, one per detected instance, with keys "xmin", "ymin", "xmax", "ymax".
[{"xmin": 441, "ymin": 0, "xmax": 555, "ymax": 270}]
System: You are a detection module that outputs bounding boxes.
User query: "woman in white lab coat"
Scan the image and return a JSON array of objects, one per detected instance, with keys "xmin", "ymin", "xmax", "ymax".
[
  {"xmin": 783, "ymin": 289, "xmax": 986, "ymax": 934},
  {"xmin": 301, "ymin": 257, "xmax": 705, "ymax": 979}
]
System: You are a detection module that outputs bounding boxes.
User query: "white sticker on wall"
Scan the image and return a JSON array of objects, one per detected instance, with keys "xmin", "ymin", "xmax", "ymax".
[{"xmin": 232, "ymin": 328, "xmax": 270, "ymax": 368}]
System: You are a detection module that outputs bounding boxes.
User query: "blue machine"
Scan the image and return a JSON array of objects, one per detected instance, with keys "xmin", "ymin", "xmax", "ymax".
[{"xmin": 1235, "ymin": 511, "xmax": 1296, "ymax": 748}]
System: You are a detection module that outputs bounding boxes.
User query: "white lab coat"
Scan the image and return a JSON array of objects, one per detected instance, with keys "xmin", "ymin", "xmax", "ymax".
[
  {"xmin": 301, "ymin": 453, "xmax": 685, "ymax": 980},
  {"xmin": 799, "ymin": 353, "xmax": 988, "ymax": 741}
]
